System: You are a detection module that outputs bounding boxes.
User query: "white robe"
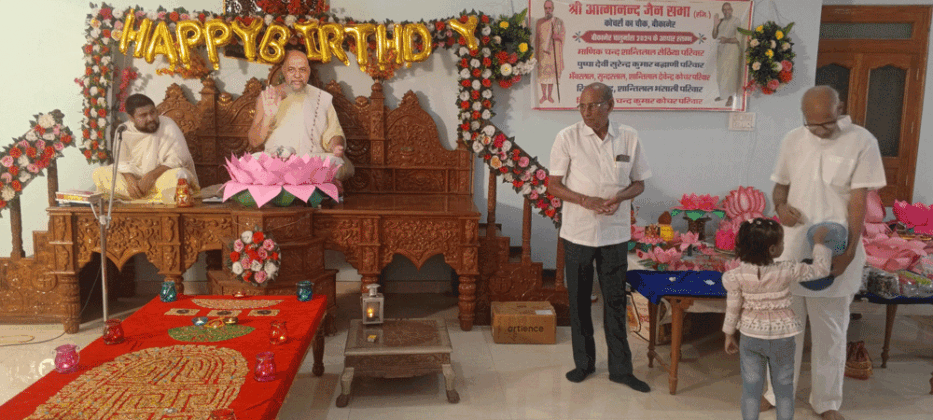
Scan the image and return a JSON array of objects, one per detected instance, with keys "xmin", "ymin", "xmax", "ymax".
[
  {"xmin": 716, "ymin": 16, "xmax": 744, "ymax": 99},
  {"xmin": 115, "ymin": 116, "xmax": 198, "ymax": 187},
  {"xmin": 265, "ymin": 85, "xmax": 338, "ymax": 155}
]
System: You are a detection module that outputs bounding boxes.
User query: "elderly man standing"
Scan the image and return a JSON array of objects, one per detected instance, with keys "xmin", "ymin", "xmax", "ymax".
[
  {"xmin": 548, "ymin": 83, "xmax": 651, "ymax": 392},
  {"xmin": 92, "ymin": 94, "xmax": 198, "ymax": 202},
  {"xmin": 536, "ymin": 0, "xmax": 565, "ymax": 104},
  {"xmin": 764, "ymin": 86, "xmax": 886, "ymax": 420},
  {"xmin": 248, "ymin": 48, "xmax": 352, "ymax": 179},
  {"xmin": 712, "ymin": 2, "xmax": 743, "ymax": 108}
]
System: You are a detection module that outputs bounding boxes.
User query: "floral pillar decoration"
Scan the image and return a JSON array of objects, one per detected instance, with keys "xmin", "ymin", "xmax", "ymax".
[{"xmin": 738, "ymin": 22, "xmax": 796, "ymax": 95}]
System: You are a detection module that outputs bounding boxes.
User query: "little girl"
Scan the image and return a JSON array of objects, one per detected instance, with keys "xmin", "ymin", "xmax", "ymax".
[{"xmin": 722, "ymin": 218, "xmax": 831, "ymax": 420}]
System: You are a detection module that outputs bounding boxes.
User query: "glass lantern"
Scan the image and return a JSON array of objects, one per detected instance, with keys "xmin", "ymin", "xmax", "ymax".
[{"xmin": 361, "ymin": 284, "xmax": 384, "ymax": 325}]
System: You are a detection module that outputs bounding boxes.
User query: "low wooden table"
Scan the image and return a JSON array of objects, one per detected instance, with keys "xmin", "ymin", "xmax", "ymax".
[{"xmin": 336, "ymin": 318, "xmax": 459, "ymax": 407}]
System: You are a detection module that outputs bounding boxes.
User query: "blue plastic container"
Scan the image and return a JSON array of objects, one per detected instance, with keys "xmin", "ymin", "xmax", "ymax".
[{"xmin": 800, "ymin": 222, "xmax": 848, "ymax": 291}]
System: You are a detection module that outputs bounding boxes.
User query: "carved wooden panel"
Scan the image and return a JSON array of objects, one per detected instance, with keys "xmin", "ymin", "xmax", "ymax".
[
  {"xmin": 381, "ymin": 219, "xmax": 460, "ymax": 269},
  {"xmin": 182, "ymin": 216, "xmax": 234, "ymax": 263}
]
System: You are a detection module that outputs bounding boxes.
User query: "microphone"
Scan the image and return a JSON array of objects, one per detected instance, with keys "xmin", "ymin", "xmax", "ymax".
[{"xmin": 115, "ymin": 122, "xmax": 129, "ymax": 135}]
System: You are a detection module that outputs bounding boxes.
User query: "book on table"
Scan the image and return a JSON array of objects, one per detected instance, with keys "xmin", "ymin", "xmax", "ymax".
[{"xmin": 55, "ymin": 190, "xmax": 103, "ymax": 205}]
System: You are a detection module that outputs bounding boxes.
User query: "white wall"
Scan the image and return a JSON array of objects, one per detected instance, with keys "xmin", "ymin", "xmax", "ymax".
[{"xmin": 1, "ymin": 0, "xmax": 877, "ymax": 281}]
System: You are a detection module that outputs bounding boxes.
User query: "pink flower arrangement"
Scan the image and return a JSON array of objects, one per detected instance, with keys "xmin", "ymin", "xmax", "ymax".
[
  {"xmin": 226, "ymin": 228, "xmax": 281, "ymax": 286},
  {"xmin": 0, "ymin": 110, "xmax": 73, "ymax": 217},
  {"xmin": 637, "ymin": 246, "xmax": 688, "ymax": 271}
]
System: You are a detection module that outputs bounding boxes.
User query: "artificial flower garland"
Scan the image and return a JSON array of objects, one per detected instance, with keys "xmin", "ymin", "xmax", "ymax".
[
  {"xmin": 0, "ymin": 110, "xmax": 74, "ymax": 216},
  {"xmin": 226, "ymin": 228, "xmax": 282, "ymax": 286},
  {"xmin": 738, "ymin": 21, "xmax": 796, "ymax": 95},
  {"xmin": 77, "ymin": 3, "xmax": 561, "ymax": 225}
]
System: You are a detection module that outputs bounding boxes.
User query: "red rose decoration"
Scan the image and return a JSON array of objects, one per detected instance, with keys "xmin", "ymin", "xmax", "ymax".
[
  {"xmin": 482, "ymin": 79, "xmax": 491, "ymax": 88},
  {"xmin": 545, "ymin": 208, "xmax": 556, "ymax": 218},
  {"xmin": 97, "ymin": 151, "xmax": 107, "ymax": 159},
  {"xmin": 499, "ymin": 167, "xmax": 509, "ymax": 173},
  {"xmin": 230, "ymin": 252, "xmax": 240, "ymax": 262},
  {"xmin": 98, "ymin": 109, "xmax": 107, "ymax": 118},
  {"xmin": 459, "ymin": 15, "xmax": 469, "ymax": 23},
  {"xmin": 253, "ymin": 231, "xmax": 264, "ymax": 243},
  {"xmin": 460, "ymin": 100, "xmax": 470, "ymax": 109},
  {"xmin": 499, "ymin": 80, "xmax": 512, "ymax": 88},
  {"xmin": 83, "ymin": 150, "xmax": 92, "ymax": 159},
  {"xmin": 170, "ymin": 12, "xmax": 179, "ymax": 22},
  {"xmin": 761, "ymin": 87, "xmax": 775, "ymax": 95},
  {"xmin": 9, "ymin": 166, "xmax": 18, "ymax": 176},
  {"xmin": 435, "ymin": 21, "xmax": 445, "ymax": 31},
  {"xmin": 460, "ymin": 123, "xmax": 469, "ymax": 131},
  {"xmin": 461, "ymin": 80, "xmax": 471, "ymax": 87},
  {"xmin": 100, "ymin": 7, "xmax": 113, "ymax": 20},
  {"xmin": 472, "ymin": 68, "xmax": 481, "ymax": 77},
  {"xmin": 26, "ymin": 147, "xmax": 37, "ymax": 158},
  {"xmin": 779, "ymin": 71, "xmax": 793, "ymax": 83},
  {"xmin": 11, "ymin": 181, "xmax": 22, "ymax": 192},
  {"xmin": 513, "ymin": 180, "xmax": 524, "ymax": 188},
  {"xmin": 481, "ymin": 15, "xmax": 490, "ymax": 24},
  {"xmin": 10, "ymin": 147, "xmax": 21, "ymax": 158},
  {"xmin": 471, "ymin": 90, "xmax": 480, "ymax": 100}
]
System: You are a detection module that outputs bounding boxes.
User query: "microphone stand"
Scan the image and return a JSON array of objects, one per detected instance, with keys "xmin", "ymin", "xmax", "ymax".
[{"xmin": 89, "ymin": 124, "xmax": 126, "ymax": 323}]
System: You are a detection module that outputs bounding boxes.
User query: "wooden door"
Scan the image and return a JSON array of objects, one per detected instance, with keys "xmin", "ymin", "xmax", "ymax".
[{"xmin": 817, "ymin": 5, "xmax": 931, "ymax": 204}]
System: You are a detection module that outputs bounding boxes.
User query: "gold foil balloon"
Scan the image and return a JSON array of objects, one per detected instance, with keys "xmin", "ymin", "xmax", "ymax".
[
  {"xmin": 259, "ymin": 23, "xmax": 290, "ymax": 63},
  {"xmin": 318, "ymin": 23, "xmax": 348, "ymax": 65},
  {"xmin": 448, "ymin": 15, "xmax": 479, "ymax": 51},
  {"xmin": 294, "ymin": 21, "xmax": 323, "ymax": 61},
  {"xmin": 175, "ymin": 20, "xmax": 204, "ymax": 70},
  {"xmin": 404, "ymin": 23, "xmax": 432, "ymax": 63},
  {"xmin": 145, "ymin": 21, "xmax": 179, "ymax": 67},
  {"xmin": 119, "ymin": 13, "xmax": 152, "ymax": 58},
  {"xmin": 375, "ymin": 24, "xmax": 404, "ymax": 70},
  {"xmin": 203, "ymin": 19, "xmax": 232, "ymax": 70},
  {"xmin": 344, "ymin": 23, "xmax": 375, "ymax": 67},
  {"xmin": 231, "ymin": 19, "xmax": 262, "ymax": 62}
]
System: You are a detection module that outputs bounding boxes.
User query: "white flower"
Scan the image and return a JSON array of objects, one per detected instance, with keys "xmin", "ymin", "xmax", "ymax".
[
  {"xmin": 387, "ymin": 23, "xmax": 396, "ymax": 31},
  {"xmin": 536, "ymin": 184, "xmax": 547, "ymax": 194},
  {"xmin": 470, "ymin": 121, "xmax": 480, "ymax": 130},
  {"xmin": 85, "ymin": 56, "xmax": 93, "ymax": 64},
  {"xmin": 472, "ymin": 141, "xmax": 484, "ymax": 153},
  {"xmin": 528, "ymin": 165, "xmax": 538, "ymax": 174},
  {"xmin": 92, "ymin": 44, "xmax": 100, "ymax": 52},
  {"xmin": 82, "ymin": 139, "xmax": 92, "ymax": 148},
  {"xmin": 472, "ymin": 80, "xmax": 481, "ymax": 90},
  {"xmin": 231, "ymin": 262, "xmax": 244, "ymax": 275},
  {"xmin": 459, "ymin": 47, "xmax": 469, "ymax": 56},
  {"xmin": 749, "ymin": 39, "xmax": 759, "ymax": 47},
  {"xmin": 19, "ymin": 172, "xmax": 31, "ymax": 183},
  {"xmin": 483, "ymin": 125, "xmax": 496, "ymax": 136},
  {"xmin": 101, "ymin": 56, "xmax": 111, "ymax": 65},
  {"xmin": 90, "ymin": 87, "xmax": 98, "ymax": 96},
  {"xmin": 240, "ymin": 230, "xmax": 253, "ymax": 244},
  {"xmin": 251, "ymin": 260, "xmax": 263, "ymax": 272},
  {"xmin": 493, "ymin": 36, "xmax": 501, "ymax": 44},
  {"xmin": 285, "ymin": 15, "xmax": 297, "ymax": 27},
  {"xmin": 502, "ymin": 140, "xmax": 512, "ymax": 151},
  {"xmin": 521, "ymin": 183, "xmax": 532, "ymax": 195},
  {"xmin": 25, "ymin": 131, "xmax": 38, "ymax": 141},
  {"xmin": 99, "ymin": 98, "xmax": 107, "ymax": 107},
  {"xmin": 472, "ymin": 101, "xmax": 482, "ymax": 111},
  {"xmin": 752, "ymin": 62, "xmax": 761, "ymax": 71},
  {"xmin": 42, "ymin": 133, "xmax": 55, "ymax": 141},
  {"xmin": 1, "ymin": 186, "xmax": 14, "ymax": 201},
  {"xmin": 503, "ymin": 173, "xmax": 513, "ymax": 182},
  {"xmin": 90, "ymin": 109, "xmax": 97, "ymax": 118},
  {"xmin": 772, "ymin": 62, "xmax": 783, "ymax": 72},
  {"xmin": 770, "ymin": 40, "xmax": 776, "ymax": 49},
  {"xmin": 113, "ymin": 9, "xmax": 123, "ymax": 19},
  {"xmin": 264, "ymin": 261, "xmax": 277, "ymax": 276},
  {"xmin": 97, "ymin": 118, "xmax": 106, "ymax": 127},
  {"xmin": 146, "ymin": 12, "xmax": 157, "ymax": 20},
  {"xmin": 470, "ymin": 59, "xmax": 480, "ymax": 68},
  {"xmin": 500, "ymin": 63, "xmax": 513, "ymax": 76},
  {"xmin": 482, "ymin": 110, "xmax": 491, "ymax": 119},
  {"xmin": 482, "ymin": 89, "xmax": 492, "ymax": 99},
  {"xmin": 460, "ymin": 69, "xmax": 470, "ymax": 79},
  {"xmin": 482, "ymin": 48, "xmax": 491, "ymax": 57},
  {"xmin": 482, "ymin": 69, "xmax": 492, "ymax": 78},
  {"xmin": 782, "ymin": 42, "xmax": 790, "ymax": 51},
  {"xmin": 264, "ymin": 15, "xmax": 274, "ymax": 25},
  {"xmin": 90, "ymin": 130, "xmax": 98, "ymax": 140},
  {"xmin": 38, "ymin": 113, "xmax": 55, "ymax": 129},
  {"xmin": 459, "ymin": 91, "xmax": 469, "ymax": 101},
  {"xmin": 481, "ymin": 26, "xmax": 491, "ymax": 36},
  {"xmin": 18, "ymin": 156, "xmax": 29, "ymax": 167}
]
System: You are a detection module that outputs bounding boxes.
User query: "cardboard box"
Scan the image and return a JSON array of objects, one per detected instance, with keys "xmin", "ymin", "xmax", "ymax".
[{"xmin": 491, "ymin": 301, "xmax": 556, "ymax": 344}]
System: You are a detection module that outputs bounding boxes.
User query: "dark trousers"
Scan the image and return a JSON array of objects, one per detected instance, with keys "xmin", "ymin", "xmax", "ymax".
[{"xmin": 564, "ymin": 239, "xmax": 633, "ymax": 376}]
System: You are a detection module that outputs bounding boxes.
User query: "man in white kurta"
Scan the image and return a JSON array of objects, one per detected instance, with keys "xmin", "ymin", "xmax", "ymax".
[
  {"xmin": 249, "ymin": 49, "xmax": 352, "ymax": 180},
  {"xmin": 713, "ymin": 2, "xmax": 743, "ymax": 108},
  {"xmin": 764, "ymin": 86, "xmax": 886, "ymax": 420},
  {"xmin": 92, "ymin": 94, "xmax": 198, "ymax": 202},
  {"xmin": 548, "ymin": 83, "xmax": 651, "ymax": 392},
  {"xmin": 536, "ymin": 0, "xmax": 565, "ymax": 104}
]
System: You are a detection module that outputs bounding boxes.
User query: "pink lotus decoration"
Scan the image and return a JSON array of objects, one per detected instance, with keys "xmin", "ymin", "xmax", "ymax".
[
  {"xmin": 715, "ymin": 220, "xmax": 737, "ymax": 251},
  {"xmin": 637, "ymin": 246, "xmax": 689, "ymax": 271},
  {"xmin": 892, "ymin": 200, "xmax": 933, "ymax": 235},
  {"xmin": 721, "ymin": 186, "xmax": 766, "ymax": 221},
  {"xmin": 671, "ymin": 193, "xmax": 725, "ymax": 221},
  {"xmin": 222, "ymin": 153, "xmax": 341, "ymax": 207},
  {"xmin": 675, "ymin": 231, "xmax": 701, "ymax": 252},
  {"xmin": 863, "ymin": 233, "xmax": 928, "ymax": 272}
]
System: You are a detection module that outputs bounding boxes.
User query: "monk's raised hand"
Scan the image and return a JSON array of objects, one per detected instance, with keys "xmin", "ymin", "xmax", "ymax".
[
  {"xmin": 714, "ymin": 13, "xmax": 721, "ymax": 26},
  {"xmin": 260, "ymin": 87, "xmax": 281, "ymax": 118},
  {"xmin": 332, "ymin": 144, "xmax": 345, "ymax": 158}
]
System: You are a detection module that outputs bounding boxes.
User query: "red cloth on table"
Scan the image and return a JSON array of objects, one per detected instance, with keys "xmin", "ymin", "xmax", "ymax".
[{"xmin": 0, "ymin": 294, "xmax": 326, "ymax": 420}]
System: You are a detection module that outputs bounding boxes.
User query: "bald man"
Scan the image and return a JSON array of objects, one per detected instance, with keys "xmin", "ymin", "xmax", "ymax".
[
  {"xmin": 248, "ymin": 49, "xmax": 352, "ymax": 179},
  {"xmin": 765, "ymin": 86, "xmax": 885, "ymax": 420}
]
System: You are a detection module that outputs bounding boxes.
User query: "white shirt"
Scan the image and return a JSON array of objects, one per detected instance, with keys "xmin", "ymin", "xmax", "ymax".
[
  {"xmin": 550, "ymin": 121, "xmax": 652, "ymax": 247},
  {"xmin": 118, "ymin": 116, "xmax": 199, "ymax": 187},
  {"xmin": 770, "ymin": 115, "xmax": 886, "ymax": 297},
  {"xmin": 265, "ymin": 85, "xmax": 344, "ymax": 155}
]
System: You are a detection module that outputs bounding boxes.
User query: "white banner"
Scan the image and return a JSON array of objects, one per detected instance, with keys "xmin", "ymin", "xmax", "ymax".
[{"xmin": 530, "ymin": 0, "xmax": 753, "ymax": 111}]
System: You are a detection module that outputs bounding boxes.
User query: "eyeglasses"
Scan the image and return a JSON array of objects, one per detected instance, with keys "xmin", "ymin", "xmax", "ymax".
[
  {"xmin": 802, "ymin": 116, "xmax": 841, "ymax": 131},
  {"xmin": 577, "ymin": 101, "xmax": 607, "ymax": 112}
]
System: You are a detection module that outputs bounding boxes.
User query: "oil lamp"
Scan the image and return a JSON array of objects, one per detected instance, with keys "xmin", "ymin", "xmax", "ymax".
[{"xmin": 361, "ymin": 284, "xmax": 384, "ymax": 325}]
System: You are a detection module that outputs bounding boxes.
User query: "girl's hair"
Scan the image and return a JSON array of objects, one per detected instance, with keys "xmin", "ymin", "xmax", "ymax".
[{"xmin": 735, "ymin": 218, "xmax": 783, "ymax": 266}]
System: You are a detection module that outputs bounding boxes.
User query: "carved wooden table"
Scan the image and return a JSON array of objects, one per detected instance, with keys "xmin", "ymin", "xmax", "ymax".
[
  {"xmin": 336, "ymin": 318, "xmax": 459, "ymax": 407},
  {"xmin": 45, "ymin": 195, "xmax": 480, "ymax": 333}
]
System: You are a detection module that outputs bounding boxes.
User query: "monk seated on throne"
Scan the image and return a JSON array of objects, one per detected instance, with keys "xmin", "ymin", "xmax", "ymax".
[
  {"xmin": 93, "ymin": 93, "xmax": 199, "ymax": 202},
  {"xmin": 248, "ymin": 48, "xmax": 354, "ymax": 183}
]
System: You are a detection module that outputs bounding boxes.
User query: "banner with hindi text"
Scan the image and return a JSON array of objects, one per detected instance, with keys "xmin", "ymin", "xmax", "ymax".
[{"xmin": 530, "ymin": 0, "xmax": 753, "ymax": 111}]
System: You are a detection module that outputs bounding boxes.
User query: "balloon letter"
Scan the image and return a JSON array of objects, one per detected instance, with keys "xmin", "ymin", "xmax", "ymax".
[
  {"xmin": 375, "ymin": 24, "xmax": 405, "ymax": 70},
  {"xmin": 318, "ymin": 23, "xmax": 349, "ymax": 66},
  {"xmin": 259, "ymin": 23, "xmax": 290, "ymax": 64},
  {"xmin": 231, "ymin": 18, "xmax": 262, "ymax": 62},
  {"xmin": 448, "ymin": 15, "xmax": 479, "ymax": 51},
  {"xmin": 145, "ymin": 21, "xmax": 179, "ymax": 67},
  {"xmin": 344, "ymin": 23, "xmax": 375, "ymax": 68},
  {"xmin": 119, "ymin": 13, "xmax": 152, "ymax": 58},
  {"xmin": 294, "ymin": 21, "xmax": 323, "ymax": 61},
  {"xmin": 175, "ymin": 20, "xmax": 204, "ymax": 70},
  {"xmin": 405, "ymin": 23, "xmax": 432, "ymax": 63},
  {"xmin": 203, "ymin": 20, "xmax": 233, "ymax": 70}
]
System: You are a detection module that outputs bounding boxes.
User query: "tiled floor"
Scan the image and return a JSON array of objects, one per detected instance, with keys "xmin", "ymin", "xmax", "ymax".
[{"xmin": 1, "ymin": 289, "xmax": 931, "ymax": 420}]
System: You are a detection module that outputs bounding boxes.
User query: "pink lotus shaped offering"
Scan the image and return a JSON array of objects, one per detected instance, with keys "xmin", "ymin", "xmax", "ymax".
[
  {"xmin": 637, "ymin": 246, "xmax": 688, "ymax": 271},
  {"xmin": 721, "ymin": 186, "xmax": 766, "ymax": 222},
  {"xmin": 863, "ymin": 233, "xmax": 928, "ymax": 272},
  {"xmin": 715, "ymin": 223, "xmax": 737, "ymax": 251},
  {"xmin": 671, "ymin": 193, "xmax": 725, "ymax": 221},
  {"xmin": 222, "ymin": 153, "xmax": 342, "ymax": 208},
  {"xmin": 892, "ymin": 200, "xmax": 933, "ymax": 235}
]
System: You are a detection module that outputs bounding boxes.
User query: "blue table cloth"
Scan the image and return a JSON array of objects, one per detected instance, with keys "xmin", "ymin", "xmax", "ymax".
[{"xmin": 627, "ymin": 270, "xmax": 726, "ymax": 304}]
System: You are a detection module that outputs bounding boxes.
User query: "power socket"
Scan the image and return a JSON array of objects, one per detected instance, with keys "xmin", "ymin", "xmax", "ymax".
[{"xmin": 729, "ymin": 112, "xmax": 755, "ymax": 131}]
